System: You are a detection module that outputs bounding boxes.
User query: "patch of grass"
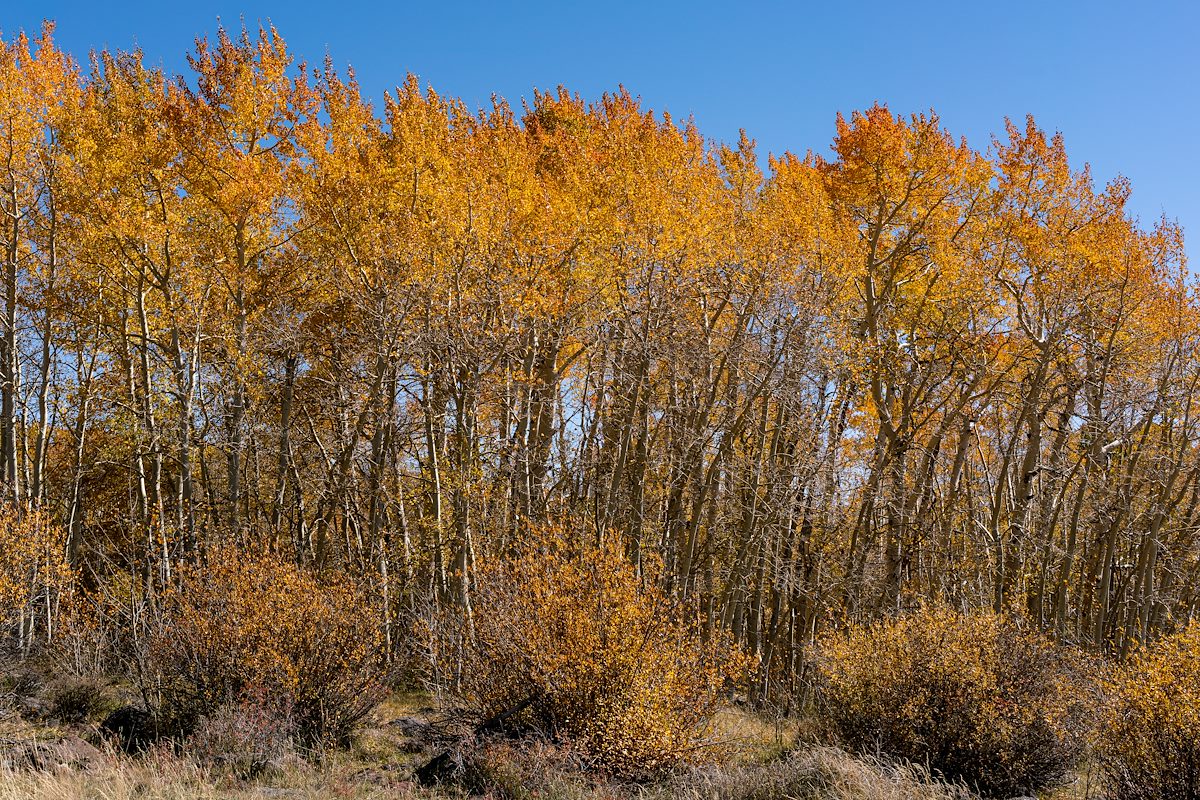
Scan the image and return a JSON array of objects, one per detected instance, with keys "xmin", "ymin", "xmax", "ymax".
[
  {"xmin": 369, "ymin": 689, "xmax": 437, "ymax": 722},
  {"xmin": 708, "ymin": 706, "xmax": 801, "ymax": 764},
  {"xmin": 656, "ymin": 746, "xmax": 974, "ymax": 800}
]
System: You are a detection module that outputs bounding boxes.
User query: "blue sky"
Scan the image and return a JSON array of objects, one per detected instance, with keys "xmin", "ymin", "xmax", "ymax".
[{"xmin": 4, "ymin": 1, "xmax": 1197, "ymax": 257}]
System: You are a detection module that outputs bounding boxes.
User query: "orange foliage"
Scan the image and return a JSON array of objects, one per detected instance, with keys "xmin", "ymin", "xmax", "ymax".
[
  {"xmin": 817, "ymin": 608, "xmax": 1091, "ymax": 797},
  {"xmin": 149, "ymin": 549, "xmax": 384, "ymax": 745},
  {"xmin": 429, "ymin": 522, "xmax": 751, "ymax": 775}
]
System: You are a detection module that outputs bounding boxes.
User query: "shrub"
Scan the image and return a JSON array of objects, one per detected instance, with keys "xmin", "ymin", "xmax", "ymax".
[
  {"xmin": 186, "ymin": 691, "xmax": 299, "ymax": 778},
  {"xmin": 1096, "ymin": 622, "xmax": 1200, "ymax": 800},
  {"xmin": 429, "ymin": 523, "xmax": 750, "ymax": 776},
  {"xmin": 148, "ymin": 549, "xmax": 385, "ymax": 747},
  {"xmin": 460, "ymin": 737, "xmax": 591, "ymax": 799},
  {"xmin": 46, "ymin": 675, "xmax": 109, "ymax": 723},
  {"xmin": 815, "ymin": 608, "xmax": 1088, "ymax": 797}
]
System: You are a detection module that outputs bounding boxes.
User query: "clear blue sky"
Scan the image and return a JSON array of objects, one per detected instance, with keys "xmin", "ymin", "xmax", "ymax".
[{"xmin": 4, "ymin": 1, "xmax": 1197, "ymax": 258}]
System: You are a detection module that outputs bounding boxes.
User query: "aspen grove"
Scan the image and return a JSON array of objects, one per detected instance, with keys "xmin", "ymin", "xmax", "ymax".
[{"xmin": 0, "ymin": 23, "xmax": 1194, "ymax": 704}]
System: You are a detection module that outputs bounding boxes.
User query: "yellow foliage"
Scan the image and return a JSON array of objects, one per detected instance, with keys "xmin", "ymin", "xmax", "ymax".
[
  {"xmin": 0, "ymin": 506, "xmax": 72, "ymax": 638},
  {"xmin": 430, "ymin": 523, "xmax": 751, "ymax": 775},
  {"xmin": 817, "ymin": 608, "xmax": 1089, "ymax": 797},
  {"xmin": 149, "ymin": 549, "xmax": 384, "ymax": 746},
  {"xmin": 1097, "ymin": 622, "xmax": 1200, "ymax": 800}
]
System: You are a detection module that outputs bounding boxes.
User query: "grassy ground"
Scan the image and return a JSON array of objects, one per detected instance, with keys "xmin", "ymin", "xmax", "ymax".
[
  {"xmin": 0, "ymin": 748, "xmax": 985, "ymax": 800},
  {"xmin": 0, "ymin": 689, "xmax": 1098, "ymax": 800}
]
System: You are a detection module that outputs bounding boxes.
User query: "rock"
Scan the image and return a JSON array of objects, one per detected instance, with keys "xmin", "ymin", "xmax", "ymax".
[
  {"xmin": 17, "ymin": 696, "xmax": 48, "ymax": 720},
  {"xmin": 386, "ymin": 715, "xmax": 434, "ymax": 739},
  {"xmin": 414, "ymin": 748, "xmax": 466, "ymax": 786},
  {"xmin": 0, "ymin": 735, "xmax": 105, "ymax": 772},
  {"xmin": 99, "ymin": 705, "xmax": 159, "ymax": 752},
  {"xmin": 352, "ymin": 762, "xmax": 409, "ymax": 786},
  {"xmin": 384, "ymin": 716, "xmax": 436, "ymax": 753}
]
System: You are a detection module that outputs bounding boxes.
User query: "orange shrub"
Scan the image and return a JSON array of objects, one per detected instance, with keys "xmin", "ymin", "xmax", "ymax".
[
  {"xmin": 816, "ymin": 608, "xmax": 1089, "ymax": 798},
  {"xmin": 429, "ymin": 524, "xmax": 750, "ymax": 776},
  {"xmin": 1097, "ymin": 622, "xmax": 1200, "ymax": 800},
  {"xmin": 149, "ymin": 549, "xmax": 384, "ymax": 746}
]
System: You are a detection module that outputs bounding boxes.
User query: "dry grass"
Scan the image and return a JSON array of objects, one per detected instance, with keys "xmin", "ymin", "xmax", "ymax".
[
  {"xmin": 661, "ymin": 746, "xmax": 976, "ymax": 800},
  {"xmin": 801, "ymin": 748, "xmax": 975, "ymax": 800},
  {"xmin": 0, "ymin": 744, "xmax": 985, "ymax": 800},
  {"xmin": 0, "ymin": 752, "xmax": 432, "ymax": 800},
  {"xmin": 368, "ymin": 689, "xmax": 437, "ymax": 720},
  {"xmin": 0, "ymin": 692, "xmax": 1031, "ymax": 800},
  {"xmin": 707, "ymin": 706, "xmax": 801, "ymax": 764},
  {"xmin": 0, "ymin": 755, "xmax": 226, "ymax": 800},
  {"xmin": 0, "ymin": 686, "xmax": 446, "ymax": 798}
]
